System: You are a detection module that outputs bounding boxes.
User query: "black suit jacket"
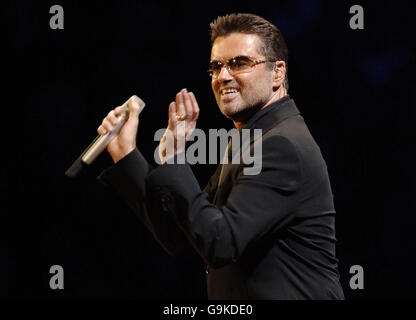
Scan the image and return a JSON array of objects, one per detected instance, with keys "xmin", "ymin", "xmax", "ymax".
[{"xmin": 99, "ymin": 96, "xmax": 344, "ymax": 299}]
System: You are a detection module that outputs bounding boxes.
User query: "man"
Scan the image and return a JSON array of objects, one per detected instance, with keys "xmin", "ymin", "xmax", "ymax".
[{"xmin": 97, "ymin": 13, "xmax": 344, "ymax": 299}]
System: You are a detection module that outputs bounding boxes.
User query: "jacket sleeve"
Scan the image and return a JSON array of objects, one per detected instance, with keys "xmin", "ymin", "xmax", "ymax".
[
  {"xmin": 145, "ymin": 135, "xmax": 303, "ymax": 268},
  {"xmin": 98, "ymin": 148, "xmax": 190, "ymax": 256}
]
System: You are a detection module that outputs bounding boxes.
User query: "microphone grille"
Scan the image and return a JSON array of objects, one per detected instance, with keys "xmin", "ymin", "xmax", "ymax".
[{"xmin": 135, "ymin": 95, "xmax": 146, "ymax": 114}]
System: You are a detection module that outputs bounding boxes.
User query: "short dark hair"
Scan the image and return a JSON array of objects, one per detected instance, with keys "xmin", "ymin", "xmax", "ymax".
[{"xmin": 210, "ymin": 13, "xmax": 289, "ymax": 90}]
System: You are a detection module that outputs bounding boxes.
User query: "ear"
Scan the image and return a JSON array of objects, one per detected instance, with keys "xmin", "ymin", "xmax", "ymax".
[{"xmin": 272, "ymin": 61, "xmax": 286, "ymax": 90}]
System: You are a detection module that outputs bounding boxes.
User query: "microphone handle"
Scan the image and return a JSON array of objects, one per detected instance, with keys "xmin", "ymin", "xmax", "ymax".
[
  {"xmin": 82, "ymin": 109, "xmax": 128, "ymax": 165},
  {"xmin": 65, "ymin": 99, "xmax": 134, "ymax": 177}
]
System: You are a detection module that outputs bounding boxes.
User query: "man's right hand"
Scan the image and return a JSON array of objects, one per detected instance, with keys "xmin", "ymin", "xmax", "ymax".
[{"xmin": 97, "ymin": 95, "xmax": 142, "ymax": 164}]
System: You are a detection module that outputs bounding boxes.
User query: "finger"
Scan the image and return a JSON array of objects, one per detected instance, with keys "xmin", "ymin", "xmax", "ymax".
[
  {"xmin": 97, "ymin": 125, "xmax": 107, "ymax": 135},
  {"xmin": 101, "ymin": 118, "xmax": 114, "ymax": 134},
  {"xmin": 175, "ymin": 89, "xmax": 186, "ymax": 120},
  {"xmin": 107, "ymin": 110, "xmax": 118, "ymax": 126},
  {"xmin": 168, "ymin": 101, "xmax": 177, "ymax": 130},
  {"xmin": 114, "ymin": 105, "xmax": 125, "ymax": 116},
  {"xmin": 189, "ymin": 92, "xmax": 200, "ymax": 121},
  {"xmin": 183, "ymin": 89, "xmax": 194, "ymax": 120}
]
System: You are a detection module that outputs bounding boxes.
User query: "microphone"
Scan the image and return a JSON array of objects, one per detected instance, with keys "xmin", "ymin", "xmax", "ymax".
[{"xmin": 65, "ymin": 95, "xmax": 146, "ymax": 177}]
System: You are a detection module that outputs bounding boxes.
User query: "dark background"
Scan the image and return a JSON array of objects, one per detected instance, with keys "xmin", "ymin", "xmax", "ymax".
[{"xmin": 2, "ymin": 0, "xmax": 415, "ymax": 299}]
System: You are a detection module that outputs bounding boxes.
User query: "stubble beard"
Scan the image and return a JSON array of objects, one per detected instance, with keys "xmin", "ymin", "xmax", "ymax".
[{"xmin": 217, "ymin": 85, "xmax": 271, "ymax": 123}]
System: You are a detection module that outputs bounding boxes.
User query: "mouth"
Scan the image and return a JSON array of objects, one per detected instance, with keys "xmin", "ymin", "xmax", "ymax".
[{"xmin": 219, "ymin": 87, "xmax": 240, "ymax": 101}]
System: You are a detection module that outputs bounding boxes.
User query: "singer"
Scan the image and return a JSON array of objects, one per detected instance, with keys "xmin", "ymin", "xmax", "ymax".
[{"xmin": 97, "ymin": 13, "xmax": 344, "ymax": 299}]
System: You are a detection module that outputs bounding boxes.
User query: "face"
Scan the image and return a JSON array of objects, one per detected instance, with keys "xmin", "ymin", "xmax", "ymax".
[{"xmin": 210, "ymin": 33, "xmax": 275, "ymax": 122}]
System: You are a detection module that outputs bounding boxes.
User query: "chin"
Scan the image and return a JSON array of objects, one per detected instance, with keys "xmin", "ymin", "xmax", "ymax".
[
  {"xmin": 220, "ymin": 103, "xmax": 240, "ymax": 118},
  {"xmin": 224, "ymin": 103, "xmax": 262, "ymax": 122}
]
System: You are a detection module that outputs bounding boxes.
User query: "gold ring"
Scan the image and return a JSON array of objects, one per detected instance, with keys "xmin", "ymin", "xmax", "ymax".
[{"xmin": 176, "ymin": 114, "xmax": 186, "ymax": 121}]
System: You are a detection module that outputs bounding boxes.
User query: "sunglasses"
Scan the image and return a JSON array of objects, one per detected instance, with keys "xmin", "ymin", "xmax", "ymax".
[{"xmin": 208, "ymin": 55, "xmax": 272, "ymax": 79}]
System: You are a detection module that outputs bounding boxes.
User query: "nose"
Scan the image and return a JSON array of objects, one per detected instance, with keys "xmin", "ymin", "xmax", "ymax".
[{"xmin": 217, "ymin": 65, "xmax": 233, "ymax": 81}]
